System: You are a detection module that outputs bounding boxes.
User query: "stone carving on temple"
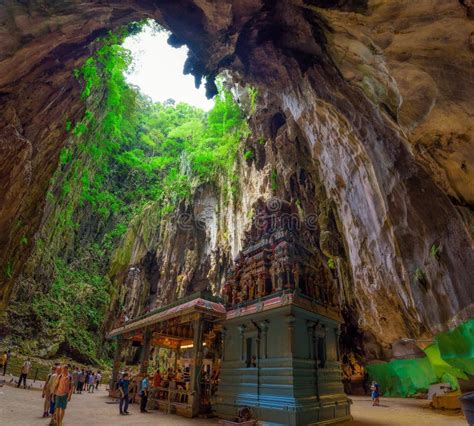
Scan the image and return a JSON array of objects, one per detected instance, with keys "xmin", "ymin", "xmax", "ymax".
[{"xmin": 222, "ymin": 198, "xmax": 340, "ymax": 310}]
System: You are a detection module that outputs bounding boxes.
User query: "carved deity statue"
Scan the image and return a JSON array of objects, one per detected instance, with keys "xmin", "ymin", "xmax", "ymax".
[
  {"xmin": 269, "ymin": 261, "xmax": 278, "ymax": 292},
  {"xmin": 249, "ymin": 277, "xmax": 256, "ymax": 300},
  {"xmin": 222, "ymin": 283, "xmax": 232, "ymax": 305},
  {"xmin": 241, "ymin": 280, "xmax": 249, "ymax": 301},
  {"xmin": 292, "ymin": 262, "xmax": 301, "ymax": 291},
  {"xmin": 276, "ymin": 261, "xmax": 285, "ymax": 290},
  {"xmin": 232, "ymin": 287, "xmax": 238, "ymax": 305},
  {"xmin": 257, "ymin": 274, "xmax": 266, "ymax": 297}
]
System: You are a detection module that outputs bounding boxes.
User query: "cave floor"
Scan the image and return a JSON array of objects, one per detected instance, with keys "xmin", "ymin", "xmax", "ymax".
[{"xmin": 0, "ymin": 382, "xmax": 466, "ymax": 425}]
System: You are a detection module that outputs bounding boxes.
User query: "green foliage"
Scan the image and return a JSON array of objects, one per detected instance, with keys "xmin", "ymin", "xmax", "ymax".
[
  {"xmin": 20, "ymin": 236, "xmax": 28, "ymax": 246},
  {"xmin": 65, "ymin": 120, "xmax": 72, "ymax": 132},
  {"xmin": 414, "ymin": 267, "xmax": 426, "ymax": 284},
  {"xmin": 5, "ymin": 261, "xmax": 13, "ymax": 279},
  {"xmin": 430, "ymin": 244, "xmax": 441, "ymax": 260},
  {"xmin": 327, "ymin": 258, "xmax": 336, "ymax": 270},
  {"xmin": 271, "ymin": 168, "xmax": 278, "ymax": 192},
  {"xmin": 27, "ymin": 24, "xmax": 248, "ymax": 362},
  {"xmin": 73, "ymin": 122, "xmax": 88, "ymax": 136},
  {"xmin": 244, "ymin": 150, "xmax": 253, "ymax": 160},
  {"xmin": 247, "ymin": 86, "xmax": 258, "ymax": 113},
  {"xmin": 59, "ymin": 147, "xmax": 73, "ymax": 166},
  {"xmin": 32, "ymin": 256, "xmax": 110, "ymax": 363}
]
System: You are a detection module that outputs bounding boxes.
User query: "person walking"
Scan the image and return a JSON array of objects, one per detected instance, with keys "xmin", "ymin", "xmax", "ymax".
[
  {"xmin": 41, "ymin": 365, "xmax": 57, "ymax": 418},
  {"xmin": 88, "ymin": 371, "xmax": 95, "ymax": 393},
  {"xmin": 53, "ymin": 364, "xmax": 73, "ymax": 426},
  {"xmin": 0, "ymin": 351, "xmax": 7, "ymax": 376},
  {"xmin": 370, "ymin": 380, "xmax": 380, "ymax": 406},
  {"xmin": 17, "ymin": 357, "xmax": 31, "ymax": 388},
  {"xmin": 118, "ymin": 372, "xmax": 130, "ymax": 415},
  {"xmin": 3, "ymin": 350, "xmax": 11, "ymax": 376},
  {"xmin": 72, "ymin": 367, "xmax": 79, "ymax": 394},
  {"xmin": 140, "ymin": 374, "xmax": 150, "ymax": 413},
  {"xmin": 84, "ymin": 370, "xmax": 90, "ymax": 391},
  {"xmin": 48, "ymin": 365, "xmax": 61, "ymax": 417},
  {"xmin": 77, "ymin": 368, "xmax": 86, "ymax": 394},
  {"xmin": 95, "ymin": 370, "xmax": 102, "ymax": 390}
]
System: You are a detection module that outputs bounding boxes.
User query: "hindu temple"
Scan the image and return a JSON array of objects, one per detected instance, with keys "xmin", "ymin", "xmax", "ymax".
[{"xmin": 107, "ymin": 199, "xmax": 350, "ymax": 424}]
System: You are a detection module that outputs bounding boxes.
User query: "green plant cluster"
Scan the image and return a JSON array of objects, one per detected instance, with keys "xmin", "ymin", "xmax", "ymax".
[
  {"xmin": 26, "ymin": 24, "xmax": 247, "ymax": 362},
  {"xmin": 32, "ymin": 254, "xmax": 110, "ymax": 363},
  {"xmin": 65, "ymin": 29, "xmax": 246, "ymax": 221}
]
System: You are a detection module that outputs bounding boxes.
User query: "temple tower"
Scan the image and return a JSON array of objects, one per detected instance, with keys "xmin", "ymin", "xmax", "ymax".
[{"xmin": 214, "ymin": 199, "xmax": 351, "ymax": 425}]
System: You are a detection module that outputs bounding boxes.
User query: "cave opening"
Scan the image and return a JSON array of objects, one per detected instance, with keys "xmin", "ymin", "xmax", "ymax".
[{"xmin": 1, "ymin": 16, "xmax": 253, "ymax": 365}]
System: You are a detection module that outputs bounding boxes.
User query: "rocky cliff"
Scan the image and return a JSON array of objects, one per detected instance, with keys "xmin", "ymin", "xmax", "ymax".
[{"xmin": 0, "ymin": 0, "xmax": 473, "ymax": 363}]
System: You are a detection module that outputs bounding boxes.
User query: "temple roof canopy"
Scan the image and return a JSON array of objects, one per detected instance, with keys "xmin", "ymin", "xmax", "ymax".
[{"xmin": 107, "ymin": 291, "xmax": 225, "ymax": 340}]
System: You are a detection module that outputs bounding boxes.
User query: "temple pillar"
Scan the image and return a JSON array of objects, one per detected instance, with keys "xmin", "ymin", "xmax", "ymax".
[
  {"xmin": 140, "ymin": 328, "xmax": 152, "ymax": 376},
  {"xmin": 111, "ymin": 337, "xmax": 125, "ymax": 392},
  {"xmin": 285, "ymin": 314, "xmax": 295, "ymax": 357},
  {"xmin": 259, "ymin": 321, "xmax": 268, "ymax": 359},
  {"xmin": 221, "ymin": 327, "xmax": 227, "ymax": 358},
  {"xmin": 190, "ymin": 315, "xmax": 204, "ymax": 416},
  {"xmin": 238, "ymin": 324, "xmax": 246, "ymax": 361}
]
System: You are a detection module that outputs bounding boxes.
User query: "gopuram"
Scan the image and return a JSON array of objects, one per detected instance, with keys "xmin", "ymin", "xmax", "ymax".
[{"xmin": 214, "ymin": 199, "xmax": 351, "ymax": 425}]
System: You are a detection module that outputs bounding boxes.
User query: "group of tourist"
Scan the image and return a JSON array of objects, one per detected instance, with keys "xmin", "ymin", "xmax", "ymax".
[
  {"xmin": 115, "ymin": 365, "xmax": 194, "ymax": 415},
  {"xmin": 71, "ymin": 367, "xmax": 102, "ymax": 394},
  {"xmin": 39, "ymin": 364, "xmax": 102, "ymax": 425},
  {"xmin": 113, "ymin": 363, "xmax": 223, "ymax": 417}
]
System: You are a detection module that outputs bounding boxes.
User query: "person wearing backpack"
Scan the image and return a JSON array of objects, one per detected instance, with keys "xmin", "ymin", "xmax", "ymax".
[{"xmin": 42, "ymin": 364, "xmax": 59, "ymax": 418}]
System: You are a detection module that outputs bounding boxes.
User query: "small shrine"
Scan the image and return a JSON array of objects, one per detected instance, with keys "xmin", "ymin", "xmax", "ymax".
[
  {"xmin": 107, "ymin": 292, "xmax": 225, "ymax": 418},
  {"xmin": 214, "ymin": 199, "xmax": 351, "ymax": 425}
]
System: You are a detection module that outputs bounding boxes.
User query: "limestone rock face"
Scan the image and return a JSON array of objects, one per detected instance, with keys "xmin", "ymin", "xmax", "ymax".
[{"xmin": 0, "ymin": 0, "xmax": 473, "ymax": 358}]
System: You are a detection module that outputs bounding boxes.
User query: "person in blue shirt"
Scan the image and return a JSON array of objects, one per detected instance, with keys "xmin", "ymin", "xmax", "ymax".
[
  {"xmin": 370, "ymin": 380, "xmax": 380, "ymax": 406},
  {"xmin": 118, "ymin": 373, "xmax": 130, "ymax": 415},
  {"xmin": 140, "ymin": 374, "xmax": 150, "ymax": 413}
]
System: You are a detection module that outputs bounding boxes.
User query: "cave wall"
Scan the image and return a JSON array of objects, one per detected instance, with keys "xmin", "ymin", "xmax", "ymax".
[{"xmin": 1, "ymin": 0, "xmax": 473, "ymax": 359}]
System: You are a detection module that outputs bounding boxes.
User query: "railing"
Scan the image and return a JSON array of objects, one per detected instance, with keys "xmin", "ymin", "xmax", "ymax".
[{"xmin": 148, "ymin": 385, "xmax": 195, "ymax": 415}]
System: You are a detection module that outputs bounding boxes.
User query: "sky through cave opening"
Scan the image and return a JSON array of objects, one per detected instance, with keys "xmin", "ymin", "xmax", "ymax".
[{"xmin": 123, "ymin": 22, "xmax": 214, "ymax": 111}]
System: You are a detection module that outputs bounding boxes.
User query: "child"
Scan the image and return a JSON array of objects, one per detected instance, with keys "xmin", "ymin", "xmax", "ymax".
[{"xmin": 370, "ymin": 380, "xmax": 380, "ymax": 406}]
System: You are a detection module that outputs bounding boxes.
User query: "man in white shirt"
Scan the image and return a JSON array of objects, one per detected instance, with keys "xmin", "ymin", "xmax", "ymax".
[{"xmin": 17, "ymin": 358, "xmax": 32, "ymax": 388}]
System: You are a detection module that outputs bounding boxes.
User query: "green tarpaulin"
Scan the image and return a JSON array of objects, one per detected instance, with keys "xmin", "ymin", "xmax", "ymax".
[{"xmin": 367, "ymin": 318, "xmax": 474, "ymax": 397}]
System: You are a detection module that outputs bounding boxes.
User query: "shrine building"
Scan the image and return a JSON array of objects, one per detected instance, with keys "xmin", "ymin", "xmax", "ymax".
[{"xmin": 107, "ymin": 199, "xmax": 351, "ymax": 425}]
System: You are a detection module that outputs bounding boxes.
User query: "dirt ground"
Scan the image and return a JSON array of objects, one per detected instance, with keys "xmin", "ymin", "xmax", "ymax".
[{"xmin": 0, "ymin": 380, "xmax": 467, "ymax": 425}]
